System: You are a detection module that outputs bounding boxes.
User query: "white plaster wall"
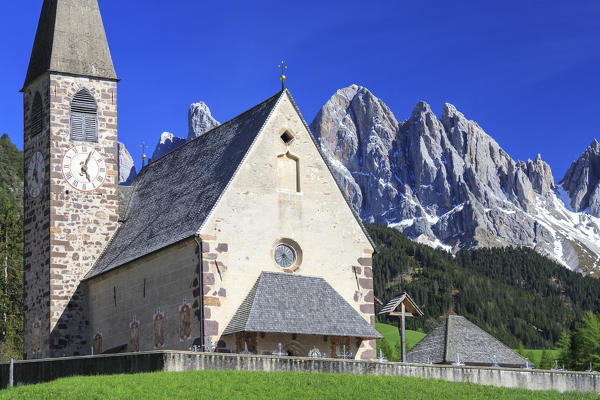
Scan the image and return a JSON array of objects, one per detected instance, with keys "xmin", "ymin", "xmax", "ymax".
[{"xmin": 200, "ymin": 94, "xmax": 376, "ymax": 358}]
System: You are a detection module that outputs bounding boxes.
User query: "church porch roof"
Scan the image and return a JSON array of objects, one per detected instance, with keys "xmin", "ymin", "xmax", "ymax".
[{"xmin": 223, "ymin": 272, "xmax": 382, "ymax": 339}]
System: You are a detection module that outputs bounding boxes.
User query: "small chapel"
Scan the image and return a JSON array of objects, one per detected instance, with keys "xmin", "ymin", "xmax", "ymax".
[{"xmin": 22, "ymin": 0, "xmax": 381, "ymax": 360}]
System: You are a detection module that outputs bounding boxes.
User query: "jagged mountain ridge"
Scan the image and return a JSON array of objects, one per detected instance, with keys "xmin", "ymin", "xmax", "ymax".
[{"xmin": 310, "ymin": 85, "xmax": 600, "ymax": 275}]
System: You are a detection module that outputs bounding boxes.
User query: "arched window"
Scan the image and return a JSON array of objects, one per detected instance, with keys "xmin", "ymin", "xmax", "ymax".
[
  {"xmin": 179, "ymin": 303, "xmax": 191, "ymax": 340},
  {"xmin": 31, "ymin": 321, "xmax": 41, "ymax": 355},
  {"xmin": 31, "ymin": 92, "xmax": 43, "ymax": 136},
  {"xmin": 153, "ymin": 311, "xmax": 165, "ymax": 348},
  {"xmin": 129, "ymin": 318, "xmax": 140, "ymax": 352},
  {"xmin": 70, "ymin": 89, "xmax": 98, "ymax": 142},
  {"xmin": 94, "ymin": 332, "xmax": 103, "ymax": 355}
]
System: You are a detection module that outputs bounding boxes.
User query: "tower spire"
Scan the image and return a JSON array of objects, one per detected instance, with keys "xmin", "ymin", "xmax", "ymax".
[{"xmin": 23, "ymin": 0, "xmax": 117, "ymax": 90}]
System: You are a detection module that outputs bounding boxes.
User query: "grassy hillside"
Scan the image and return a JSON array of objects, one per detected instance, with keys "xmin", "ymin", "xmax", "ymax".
[
  {"xmin": 368, "ymin": 224, "xmax": 600, "ymax": 349},
  {"xmin": 0, "ymin": 370, "xmax": 594, "ymax": 400}
]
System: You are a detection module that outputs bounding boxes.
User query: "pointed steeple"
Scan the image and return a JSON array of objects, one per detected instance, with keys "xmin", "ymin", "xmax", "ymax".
[{"xmin": 23, "ymin": 0, "xmax": 117, "ymax": 89}]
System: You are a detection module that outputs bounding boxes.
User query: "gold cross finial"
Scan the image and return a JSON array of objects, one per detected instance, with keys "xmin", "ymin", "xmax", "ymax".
[
  {"xmin": 278, "ymin": 61, "xmax": 288, "ymax": 91},
  {"xmin": 140, "ymin": 141, "xmax": 149, "ymax": 167}
]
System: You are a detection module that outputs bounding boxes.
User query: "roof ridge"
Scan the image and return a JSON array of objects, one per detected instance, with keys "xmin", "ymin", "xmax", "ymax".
[{"xmin": 140, "ymin": 90, "xmax": 285, "ymax": 172}]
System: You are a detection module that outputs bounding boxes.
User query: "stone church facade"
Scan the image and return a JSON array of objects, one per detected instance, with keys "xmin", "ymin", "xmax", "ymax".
[{"xmin": 22, "ymin": 0, "xmax": 380, "ymax": 360}]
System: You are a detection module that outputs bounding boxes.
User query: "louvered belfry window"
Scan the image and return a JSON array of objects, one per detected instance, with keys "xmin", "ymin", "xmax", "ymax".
[
  {"xmin": 31, "ymin": 93, "xmax": 43, "ymax": 136},
  {"xmin": 70, "ymin": 89, "xmax": 98, "ymax": 142}
]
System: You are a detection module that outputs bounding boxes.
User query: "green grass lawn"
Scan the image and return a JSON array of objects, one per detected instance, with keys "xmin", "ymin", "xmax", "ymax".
[
  {"xmin": 0, "ymin": 370, "xmax": 594, "ymax": 400},
  {"xmin": 375, "ymin": 322, "xmax": 426, "ymax": 351}
]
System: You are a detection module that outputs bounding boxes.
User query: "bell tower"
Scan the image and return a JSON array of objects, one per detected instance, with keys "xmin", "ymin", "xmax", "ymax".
[{"xmin": 23, "ymin": 0, "xmax": 119, "ymax": 358}]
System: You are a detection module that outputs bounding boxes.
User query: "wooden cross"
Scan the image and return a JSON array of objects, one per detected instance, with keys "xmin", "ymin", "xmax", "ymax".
[
  {"xmin": 377, "ymin": 293, "xmax": 424, "ymax": 362},
  {"xmin": 278, "ymin": 61, "xmax": 288, "ymax": 91}
]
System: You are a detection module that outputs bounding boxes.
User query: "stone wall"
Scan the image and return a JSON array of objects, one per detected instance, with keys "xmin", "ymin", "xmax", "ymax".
[
  {"xmin": 23, "ymin": 72, "xmax": 120, "ymax": 359},
  {"xmin": 46, "ymin": 74, "xmax": 120, "ymax": 358},
  {"xmin": 0, "ymin": 352, "xmax": 598, "ymax": 394},
  {"xmin": 23, "ymin": 74, "xmax": 52, "ymax": 359}
]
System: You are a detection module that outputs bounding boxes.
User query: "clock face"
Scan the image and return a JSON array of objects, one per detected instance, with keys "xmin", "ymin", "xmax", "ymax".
[
  {"xmin": 61, "ymin": 145, "xmax": 107, "ymax": 192},
  {"xmin": 275, "ymin": 244, "xmax": 296, "ymax": 268},
  {"xmin": 27, "ymin": 151, "xmax": 44, "ymax": 198}
]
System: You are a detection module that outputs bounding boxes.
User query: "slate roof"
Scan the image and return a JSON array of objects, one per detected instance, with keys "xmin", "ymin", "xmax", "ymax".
[
  {"xmin": 406, "ymin": 315, "xmax": 531, "ymax": 368},
  {"xmin": 86, "ymin": 91, "xmax": 283, "ymax": 279},
  {"xmin": 85, "ymin": 89, "xmax": 375, "ymax": 280},
  {"xmin": 24, "ymin": 0, "xmax": 117, "ymax": 89},
  {"xmin": 223, "ymin": 272, "xmax": 382, "ymax": 338},
  {"xmin": 118, "ymin": 186, "xmax": 134, "ymax": 222}
]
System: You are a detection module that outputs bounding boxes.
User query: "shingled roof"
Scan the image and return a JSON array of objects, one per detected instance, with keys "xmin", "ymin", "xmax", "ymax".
[
  {"xmin": 24, "ymin": 0, "xmax": 117, "ymax": 89},
  {"xmin": 406, "ymin": 315, "xmax": 531, "ymax": 368},
  {"xmin": 86, "ymin": 91, "xmax": 283, "ymax": 279},
  {"xmin": 85, "ymin": 89, "xmax": 375, "ymax": 280},
  {"xmin": 223, "ymin": 272, "xmax": 382, "ymax": 338}
]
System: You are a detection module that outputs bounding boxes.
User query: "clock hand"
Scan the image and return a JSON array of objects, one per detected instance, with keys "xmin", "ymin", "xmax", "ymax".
[
  {"xmin": 85, "ymin": 150, "xmax": 94, "ymax": 166},
  {"xmin": 79, "ymin": 161, "xmax": 91, "ymax": 182}
]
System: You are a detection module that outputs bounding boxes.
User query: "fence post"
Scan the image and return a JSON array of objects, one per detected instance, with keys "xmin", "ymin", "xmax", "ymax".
[{"xmin": 9, "ymin": 358, "xmax": 14, "ymax": 387}]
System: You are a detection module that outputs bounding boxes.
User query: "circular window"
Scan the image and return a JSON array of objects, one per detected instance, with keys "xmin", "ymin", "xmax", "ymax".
[{"xmin": 275, "ymin": 244, "xmax": 296, "ymax": 268}]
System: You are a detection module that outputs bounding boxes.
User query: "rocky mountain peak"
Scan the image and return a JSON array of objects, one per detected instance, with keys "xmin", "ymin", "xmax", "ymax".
[
  {"xmin": 187, "ymin": 102, "xmax": 220, "ymax": 140},
  {"xmin": 518, "ymin": 154, "xmax": 555, "ymax": 196},
  {"xmin": 151, "ymin": 132, "xmax": 186, "ymax": 160},
  {"xmin": 560, "ymin": 138, "xmax": 600, "ymax": 216},
  {"xmin": 118, "ymin": 142, "xmax": 136, "ymax": 185}
]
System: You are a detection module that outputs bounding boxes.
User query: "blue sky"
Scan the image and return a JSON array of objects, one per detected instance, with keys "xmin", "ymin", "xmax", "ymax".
[{"xmin": 1, "ymin": 1, "xmax": 599, "ymax": 177}]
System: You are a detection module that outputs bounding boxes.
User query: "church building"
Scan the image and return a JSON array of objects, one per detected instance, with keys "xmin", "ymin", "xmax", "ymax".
[{"xmin": 22, "ymin": 0, "xmax": 380, "ymax": 360}]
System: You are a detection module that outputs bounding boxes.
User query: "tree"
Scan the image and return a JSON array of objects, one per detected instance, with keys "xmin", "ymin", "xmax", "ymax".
[
  {"xmin": 557, "ymin": 330, "xmax": 572, "ymax": 369},
  {"xmin": 571, "ymin": 311, "xmax": 600, "ymax": 371},
  {"xmin": 539, "ymin": 350, "xmax": 553, "ymax": 370}
]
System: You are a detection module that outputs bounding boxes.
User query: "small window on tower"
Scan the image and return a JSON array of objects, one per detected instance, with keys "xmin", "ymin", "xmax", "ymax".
[
  {"xmin": 70, "ymin": 89, "xmax": 98, "ymax": 142},
  {"xmin": 31, "ymin": 92, "xmax": 43, "ymax": 136},
  {"xmin": 280, "ymin": 131, "xmax": 294, "ymax": 144}
]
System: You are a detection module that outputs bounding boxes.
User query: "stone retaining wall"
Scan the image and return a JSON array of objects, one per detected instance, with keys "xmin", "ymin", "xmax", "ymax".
[{"xmin": 1, "ymin": 351, "xmax": 598, "ymax": 394}]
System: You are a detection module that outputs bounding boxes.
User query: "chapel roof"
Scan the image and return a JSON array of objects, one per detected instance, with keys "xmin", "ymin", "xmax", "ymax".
[
  {"xmin": 86, "ymin": 89, "xmax": 375, "ymax": 280},
  {"xmin": 24, "ymin": 0, "xmax": 117, "ymax": 89},
  {"xmin": 223, "ymin": 271, "xmax": 382, "ymax": 339},
  {"xmin": 406, "ymin": 315, "xmax": 531, "ymax": 368},
  {"xmin": 86, "ymin": 91, "xmax": 282, "ymax": 279}
]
